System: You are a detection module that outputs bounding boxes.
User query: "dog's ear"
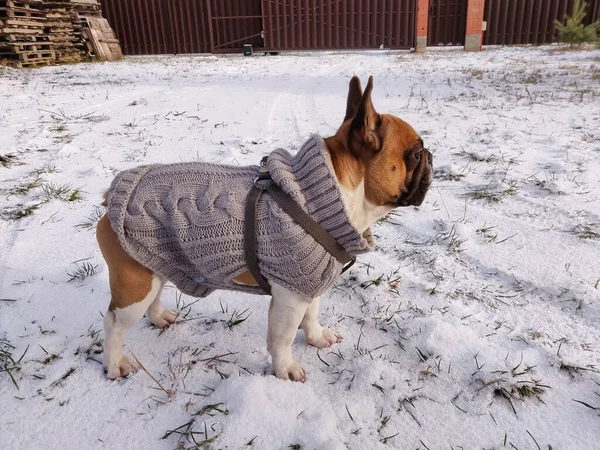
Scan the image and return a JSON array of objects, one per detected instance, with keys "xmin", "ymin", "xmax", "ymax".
[
  {"xmin": 349, "ymin": 76, "xmax": 381, "ymax": 157},
  {"xmin": 344, "ymin": 76, "xmax": 363, "ymax": 121}
]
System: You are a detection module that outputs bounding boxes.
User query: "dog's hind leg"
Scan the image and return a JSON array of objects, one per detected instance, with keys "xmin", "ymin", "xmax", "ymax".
[
  {"xmin": 97, "ymin": 214, "xmax": 167, "ymax": 378},
  {"xmin": 300, "ymin": 296, "xmax": 342, "ymax": 349},
  {"xmin": 103, "ymin": 275, "xmax": 164, "ymax": 378}
]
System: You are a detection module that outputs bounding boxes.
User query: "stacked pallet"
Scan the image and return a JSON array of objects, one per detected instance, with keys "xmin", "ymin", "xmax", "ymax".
[
  {"xmin": 71, "ymin": 0, "xmax": 123, "ymax": 62},
  {"xmin": 82, "ymin": 16, "xmax": 122, "ymax": 61},
  {"xmin": 69, "ymin": 0, "xmax": 101, "ymax": 58},
  {"xmin": 43, "ymin": 1, "xmax": 82, "ymax": 63},
  {"xmin": 0, "ymin": 0, "xmax": 55, "ymax": 68},
  {"xmin": 0, "ymin": 0, "xmax": 121, "ymax": 68},
  {"xmin": 70, "ymin": 0, "xmax": 102, "ymax": 17}
]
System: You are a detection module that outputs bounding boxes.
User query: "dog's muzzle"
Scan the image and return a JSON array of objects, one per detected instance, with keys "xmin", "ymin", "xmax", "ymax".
[{"xmin": 398, "ymin": 149, "xmax": 433, "ymax": 207}]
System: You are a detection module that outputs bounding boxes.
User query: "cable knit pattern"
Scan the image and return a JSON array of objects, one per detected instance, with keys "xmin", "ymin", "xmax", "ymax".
[{"xmin": 106, "ymin": 135, "xmax": 374, "ymax": 299}]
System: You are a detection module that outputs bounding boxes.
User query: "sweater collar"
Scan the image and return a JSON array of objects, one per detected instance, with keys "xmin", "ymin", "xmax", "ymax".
[{"xmin": 266, "ymin": 135, "xmax": 374, "ymax": 256}]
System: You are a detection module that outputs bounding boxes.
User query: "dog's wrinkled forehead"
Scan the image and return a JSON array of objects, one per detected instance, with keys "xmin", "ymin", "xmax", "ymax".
[{"xmin": 379, "ymin": 114, "xmax": 422, "ymax": 154}]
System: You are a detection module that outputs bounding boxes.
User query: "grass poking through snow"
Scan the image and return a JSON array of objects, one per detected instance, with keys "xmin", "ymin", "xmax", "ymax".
[
  {"xmin": 0, "ymin": 153, "xmax": 22, "ymax": 168},
  {"xmin": 161, "ymin": 403, "xmax": 228, "ymax": 448},
  {"xmin": 0, "ymin": 337, "xmax": 28, "ymax": 390},
  {"xmin": 40, "ymin": 183, "xmax": 85, "ymax": 202},
  {"xmin": 67, "ymin": 260, "xmax": 98, "ymax": 282},
  {"xmin": 0, "ymin": 203, "xmax": 45, "ymax": 221},
  {"xmin": 75, "ymin": 206, "xmax": 104, "ymax": 231}
]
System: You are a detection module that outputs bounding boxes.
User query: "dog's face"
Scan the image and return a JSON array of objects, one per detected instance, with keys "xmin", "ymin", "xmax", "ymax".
[
  {"xmin": 362, "ymin": 114, "xmax": 432, "ymax": 207},
  {"xmin": 329, "ymin": 76, "xmax": 432, "ymax": 209}
]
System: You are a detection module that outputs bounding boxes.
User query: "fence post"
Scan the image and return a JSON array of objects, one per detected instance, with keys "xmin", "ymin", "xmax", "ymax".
[
  {"xmin": 205, "ymin": 0, "xmax": 215, "ymax": 53},
  {"xmin": 165, "ymin": 0, "xmax": 178, "ymax": 54},
  {"xmin": 415, "ymin": 0, "xmax": 429, "ymax": 52},
  {"xmin": 465, "ymin": 0, "xmax": 485, "ymax": 51}
]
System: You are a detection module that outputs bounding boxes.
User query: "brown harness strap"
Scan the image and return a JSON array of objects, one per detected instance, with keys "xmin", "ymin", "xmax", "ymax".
[
  {"xmin": 244, "ymin": 167, "xmax": 356, "ymax": 296},
  {"xmin": 244, "ymin": 181, "xmax": 273, "ymax": 295}
]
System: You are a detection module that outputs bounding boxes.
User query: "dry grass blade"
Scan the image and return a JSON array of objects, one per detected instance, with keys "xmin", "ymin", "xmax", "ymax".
[
  {"xmin": 0, "ymin": 339, "xmax": 28, "ymax": 390},
  {"xmin": 345, "ymin": 404, "xmax": 354, "ymax": 421},
  {"xmin": 129, "ymin": 351, "xmax": 173, "ymax": 398},
  {"xmin": 0, "ymin": 153, "xmax": 21, "ymax": 168},
  {"xmin": 194, "ymin": 403, "xmax": 229, "ymax": 416},
  {"xmin": 50, "ymin": 367, "xmax": 76, "ymax": 388},
  {"xmin": 75, "ymin": 206, "xmax": 104, "ymax": 231},
  {"xmin": 526, "ymin": 429, "xmax": 542, "ymax": 450},
  {"xmin": 571, "ymin": 399, "xmax": 599, "ymax": 410},
  {"xmin": 67, "ymin": 261, "xmax": 98, "ymax": 282},
  {"xmin": 0, "ymin": 203, "xmax": 45, "ymax": 221},
  {"xmin": 224, "ymin": 308, "xmax": 251, "ymax": 330},
  {"xmin": 161, "ymin": 419, "xmax": 194, "ymax": 439}
]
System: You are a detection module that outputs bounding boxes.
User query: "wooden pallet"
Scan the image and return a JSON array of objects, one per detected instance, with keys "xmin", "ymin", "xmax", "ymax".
[
  {"xmin": 0, "ymin": 6, "xmax": 45, "ymax": 20},
  {"xmin": 1, "ymin": 18, "xmax": 44, "ymax": 27},
  {"xmin": 16, "ymin": 49, "xmax": 54, "ymax": 61},
  {"xmin": 0, "ymin": 39, "xmax": 51, "ymax": 51},
  {"xmin": 0, "ymin": 0, "xmax": 40, "ymax": 10},
  {"xmin": 83, "ymin": 17, "xmax": 122, "ymax": 61},
  {"xmin": 14, "ymin": 58, "xmax": 54, "ymax": 68},
  {"xmin": 1, "ymin": 0, "xmax": 120, "ymax": 67},
  {"xmin": 1, "ymin": 27, "xmax": 43, "ymax": 35},
  {"xmin": 0, "ymin": 32, "xmax": 46, "ymax": 42}
]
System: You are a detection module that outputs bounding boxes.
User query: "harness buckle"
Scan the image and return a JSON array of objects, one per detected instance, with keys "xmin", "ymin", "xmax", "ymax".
[{"xmin": 254, "ymin": 156, "xmax": 272, "ymax": 185}]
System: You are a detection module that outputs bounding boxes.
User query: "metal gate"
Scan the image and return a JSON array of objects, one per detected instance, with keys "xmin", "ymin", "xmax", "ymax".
[
  {"xmin": 101, "ymin": 0, "xmax": 418, "ymax": 54},
  {"xmin": 101, "ymin": 0, "xmax": 264, "ymax": 55},
  {"xmin": 262, "ymin": 0, "xmax": 416, "ymax": 50},
  {"xmin": 427, "ymin": 0, "xmax": 467, "ymax": 46},
  {"xmin": 209, "ymin": 0, "xmax": 264, "ymax": 53},
  {"xmin": 483, "ymin": 0, "xmax": 600, "ymax": 46},
  {"xmin": 101, "ymin": 0, "xmax": 173, "ymax": 54},
  {"xmin": 168, "ymin": 0, "xmax": 212, "ymax": 54},
  {"xmin": 101, "ymin": 0, "xmax": 210, "ymax": 54}
]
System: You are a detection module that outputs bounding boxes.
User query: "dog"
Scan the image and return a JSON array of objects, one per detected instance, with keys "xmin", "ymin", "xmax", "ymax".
[{"xmin": 96, "ymin": 75, "xmax": 432, "ymax": 381}]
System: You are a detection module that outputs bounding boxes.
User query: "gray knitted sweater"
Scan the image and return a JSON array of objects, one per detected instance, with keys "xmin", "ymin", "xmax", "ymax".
[{"xmin": 106, "ymin": 135, "xmax": 374, "ymax": 299}]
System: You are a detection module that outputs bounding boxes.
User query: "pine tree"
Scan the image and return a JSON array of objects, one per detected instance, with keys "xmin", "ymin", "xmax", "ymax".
[{"xmin": 554, "ymin": 0, "xmax": 599, "ymax": 47}]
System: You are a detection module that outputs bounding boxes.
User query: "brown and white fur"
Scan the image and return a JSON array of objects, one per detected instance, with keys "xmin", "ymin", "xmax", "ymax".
[{"xmin": 96, "ymin": 76, "xmax": 433, "ymax": 381}]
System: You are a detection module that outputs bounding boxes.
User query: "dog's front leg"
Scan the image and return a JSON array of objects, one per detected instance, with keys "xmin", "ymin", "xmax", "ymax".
[
  {"xmin": 300, "ymin": 296, "xmax": 342, "ymax": 348},
  {"xmin": 267, "ymin": 283, "xmax": 310, "ymax": 382}
]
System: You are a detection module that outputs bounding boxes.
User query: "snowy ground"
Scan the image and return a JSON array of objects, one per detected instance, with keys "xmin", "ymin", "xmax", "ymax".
[{"xmin": 1, "ymin": 46, "xmax": 599, "ymax": 450}]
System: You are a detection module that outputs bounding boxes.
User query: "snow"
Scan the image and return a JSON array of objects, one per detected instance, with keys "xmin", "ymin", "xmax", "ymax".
[{"xmin": 1, "ymin": 46, "xmax": 600, "ymax": 450}]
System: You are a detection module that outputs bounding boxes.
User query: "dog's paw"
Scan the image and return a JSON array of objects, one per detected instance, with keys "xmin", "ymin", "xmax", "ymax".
[
  {"xmin": 148, "ymin": 308, "xmax": 178, "ymax": 328},
  {"xmin": 306, "ymin": 327, "xmax": 343, "ymax": 349},
  {"xmin": 274, "ymin": 360, "xmax": 305, "ymax": 382},
  {"xmin": 106, "ymin": 356, "xmax": 138, "ymax": 379}
]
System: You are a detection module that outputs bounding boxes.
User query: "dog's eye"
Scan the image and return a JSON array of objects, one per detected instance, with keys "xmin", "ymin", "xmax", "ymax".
[
  {"xmin": 406, "ymin": 149, "xmax": 423, "ymax": 171},
  {"xmin": 412, "ymin": 150, "xmax": 423, "ymax": 165}
]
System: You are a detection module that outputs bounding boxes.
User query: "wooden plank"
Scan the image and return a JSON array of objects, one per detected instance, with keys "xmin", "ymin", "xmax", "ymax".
[
  {"xmin": 69, "ymin": 0, "xmax": 101, "ymax": 5},
  {"xmin": 18, "ymin": 50, "xmax": 55, "ymax": 62},
  {"xmin": 3, "ymin": 18, "xmax": 44, "ymax": 27},
  {"xmin": 84, "ymin": 16, "xmax": 122, "ymax": 61},
  {"xmin": 1, "ymin": 42, "xmax": 54, "ymax": 52},
  {"xmin": 1, "ymin": 27, "xmax": 42, "ymax": 33}
]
